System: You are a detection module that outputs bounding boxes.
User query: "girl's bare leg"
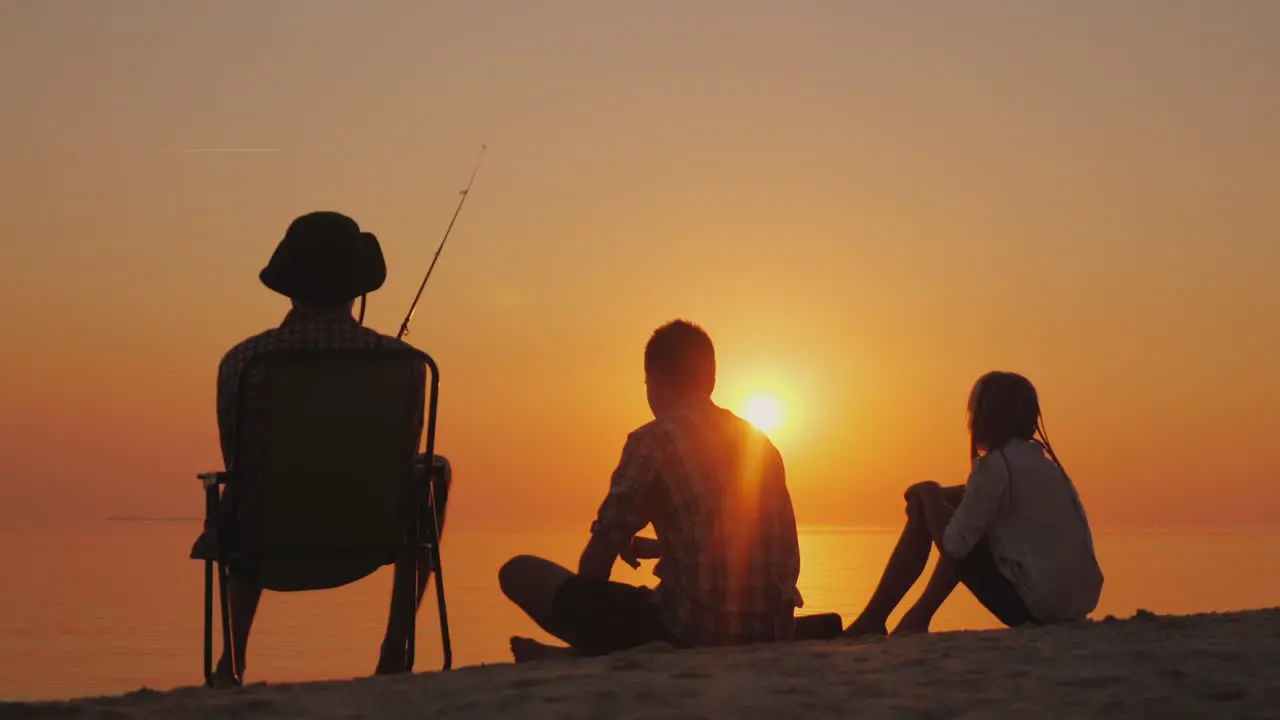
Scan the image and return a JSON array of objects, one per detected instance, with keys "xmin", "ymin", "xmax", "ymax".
[
  {"xmin": 844, "ymin": 497, "xmax": 933, "ymax": 635},
  {"xmin": 891, "ymin": 553, "xmax": 959, "ymax": 635}
]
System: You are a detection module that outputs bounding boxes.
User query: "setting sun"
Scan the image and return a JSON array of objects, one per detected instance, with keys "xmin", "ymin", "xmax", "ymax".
[{"xmin": 742, "ymin": 395, "xmax": 783, "ymax": 434}]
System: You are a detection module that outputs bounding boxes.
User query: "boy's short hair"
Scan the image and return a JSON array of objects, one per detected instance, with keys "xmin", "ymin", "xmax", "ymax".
[{"xmin": 644, "ymin": 320, "xmax": 716, "ymax": 394}]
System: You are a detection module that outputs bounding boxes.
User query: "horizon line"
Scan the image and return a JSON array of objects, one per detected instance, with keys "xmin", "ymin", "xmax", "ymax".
[{"xmin": 105, "ymin": 516, "xmax": 201, "ymax": 523}]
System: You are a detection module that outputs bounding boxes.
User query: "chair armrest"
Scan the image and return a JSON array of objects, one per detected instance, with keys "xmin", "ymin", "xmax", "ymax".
[
  {"xmin": 412, "ymin": 456, "xmax": 445, "ymax": 483},
  {"xmin": 198, "ymin": 472, "xmax": 227, "ymax": 490}
]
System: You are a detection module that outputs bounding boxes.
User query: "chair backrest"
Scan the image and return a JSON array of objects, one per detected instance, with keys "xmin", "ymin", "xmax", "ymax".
[{"xmin": 230, "ymin": 347, "xmax": 432, "ymax": 589}]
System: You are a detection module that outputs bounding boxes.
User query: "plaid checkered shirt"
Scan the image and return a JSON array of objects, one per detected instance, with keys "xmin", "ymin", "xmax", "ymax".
[
  {"xmin": 190, "ymin": 306, "xmax": 426, "ymax": 560},
  {"xmin": 591, "ymin": 397, "xmax": 803, "ymax": 647},
  {"xmin": 215, "ymin": 306, "xmax": 426, "ymax": 476}
]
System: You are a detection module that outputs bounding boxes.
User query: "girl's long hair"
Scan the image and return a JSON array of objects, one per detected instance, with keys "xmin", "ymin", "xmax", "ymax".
[
  {"xmin": 967, "ymin": 371, "xmax": 1067, "ymax": 472},
  {"xmin": 969, "ymin": 372, "xmax": 1095, "ymax": 555}
]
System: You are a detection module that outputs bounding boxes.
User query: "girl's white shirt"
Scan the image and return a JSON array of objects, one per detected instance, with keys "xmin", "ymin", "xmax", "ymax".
[{"xmin": 942, "ymin": 439, "xmax": 1105, "ymax": 623}]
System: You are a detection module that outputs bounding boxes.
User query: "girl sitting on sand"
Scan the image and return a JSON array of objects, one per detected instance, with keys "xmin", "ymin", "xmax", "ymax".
[{"xmin": 845, "ymin": 371, "xmax": 1104, "ymax": 635}]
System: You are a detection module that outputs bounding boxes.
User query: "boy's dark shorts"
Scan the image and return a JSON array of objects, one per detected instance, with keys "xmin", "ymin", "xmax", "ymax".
[{"xmin": 549, "ymin": 576, "xmax": 675, "ymax": 656}]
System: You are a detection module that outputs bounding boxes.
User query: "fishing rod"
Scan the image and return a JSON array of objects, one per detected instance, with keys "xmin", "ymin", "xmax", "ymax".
[{"xmin": 396, "ymin": 143, "xmax": 488, "ymax": 340}]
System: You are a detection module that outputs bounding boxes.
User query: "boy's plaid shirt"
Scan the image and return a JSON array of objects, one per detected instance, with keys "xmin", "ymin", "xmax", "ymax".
[{"xmin": 592, "ymin": 398, "xmax": 803, "ymax": 647}]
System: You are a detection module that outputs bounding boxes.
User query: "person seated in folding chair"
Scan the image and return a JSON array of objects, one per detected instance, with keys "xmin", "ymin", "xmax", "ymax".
[
  {"xmin": 189, "ymin": 211, "xmax": 452, "ymax": 684},
  {"xmin": 498, "ymin": 320, "xmax": 810, "ymax": 661}
]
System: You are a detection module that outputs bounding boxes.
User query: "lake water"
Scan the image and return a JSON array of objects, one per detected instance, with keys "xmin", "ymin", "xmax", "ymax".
[{"xmin": 1, "ymin": 521, "xmax": 1278, "ymax": 702}]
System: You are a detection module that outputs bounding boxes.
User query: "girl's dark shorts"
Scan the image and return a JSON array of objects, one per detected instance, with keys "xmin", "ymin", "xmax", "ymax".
[{"xmin": 955, "ymin": 540, "xmax": 1038, "ymax": 628}]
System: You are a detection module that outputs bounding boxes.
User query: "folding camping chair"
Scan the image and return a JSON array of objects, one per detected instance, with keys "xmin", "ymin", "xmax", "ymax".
[{"xmin": 195, "ymin": 346, "xmax": 451, "ymax": 686}]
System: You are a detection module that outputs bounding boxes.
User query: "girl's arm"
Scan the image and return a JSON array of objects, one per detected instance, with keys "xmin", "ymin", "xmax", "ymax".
[
  {"xmin": 904, "ymin": 483, "xmax": 965, "ymax": 506},
  {"xmin": 937, "ymin": 455, "xmax": 1012, "ymax": 560},
  {"xmin": 941, "ymin": 484, "xmax": 966, "ymax": 507},
  {"xmin": 913, "ymin": 483, "xmax": 956, "ymax": 548}
]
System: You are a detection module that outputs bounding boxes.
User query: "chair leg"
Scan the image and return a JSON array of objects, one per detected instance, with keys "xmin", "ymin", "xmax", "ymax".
[
  {"xmin": 432, "ymin": 541, "xmax": 452, "ymax": 671},
  {"xmin": 405, "ymin": 549, "xmax": 418, "ymax": 672},
  {"xmin": 216, "ymin": 561, "xmax": 236, "ymax": 684},
  {"xmin": 204, "ymin": 560, "xmax": 213, "ymax": 686},
  {"xmin": 203, "ymin": 483, "xmax": 219, "ymax": 686}
]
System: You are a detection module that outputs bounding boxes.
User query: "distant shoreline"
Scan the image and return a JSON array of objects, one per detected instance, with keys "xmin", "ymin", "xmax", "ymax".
[{"xmin": 88, "ymin": 519, "xmax": 1280, "ymax": 533}]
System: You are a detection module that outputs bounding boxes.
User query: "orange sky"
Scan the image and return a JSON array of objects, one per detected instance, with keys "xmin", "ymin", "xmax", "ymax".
[{"xmin": 1, "ymin": 1, "xmax": 1277, "ymax": 532}]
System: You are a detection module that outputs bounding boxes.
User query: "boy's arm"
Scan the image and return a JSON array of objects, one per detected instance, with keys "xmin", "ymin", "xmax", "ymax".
[
  {"xmin": 578, "ymin": 533, "xmax": 621, "ymax": 579},
  {"xmin": 619, "ymin": 536, "xmax": 662, "ymax": 569},
  {"xmin": 580, "ymin": 431, "xmax": 660, "ymax": 580}
]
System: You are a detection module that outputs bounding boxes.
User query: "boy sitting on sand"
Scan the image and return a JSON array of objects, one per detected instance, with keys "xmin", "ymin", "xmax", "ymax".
[
  {"xmin": 845, "ymin": 371, "xmax": 1104, "ymax": 636},
  {"xmin": 498, "ymin": 320, "xmax": 804, "ymax": 660}
]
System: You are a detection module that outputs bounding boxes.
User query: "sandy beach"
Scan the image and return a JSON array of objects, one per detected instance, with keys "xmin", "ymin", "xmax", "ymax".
[{"xmin": 3, "ymin": 607, "xmax": 1277, "ymax": 719}]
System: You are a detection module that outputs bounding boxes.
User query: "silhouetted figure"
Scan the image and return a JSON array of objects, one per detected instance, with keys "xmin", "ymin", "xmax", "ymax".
[
  {"xmin": 189, "ymin": 211, "xmax": 452, "ymax": 683},
  {"xmin": 845, "ymin": 372, "xmax": 1103, "ymax": 636},
  {"xmin": 498, "ymin": 320, "xmax": 803, "ymax": 660}
]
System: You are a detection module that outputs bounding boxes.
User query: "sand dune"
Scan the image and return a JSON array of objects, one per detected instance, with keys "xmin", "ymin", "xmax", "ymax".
[{"xmin": 3, "ymin": 608, "xmax": 1278, "ymax": 719}]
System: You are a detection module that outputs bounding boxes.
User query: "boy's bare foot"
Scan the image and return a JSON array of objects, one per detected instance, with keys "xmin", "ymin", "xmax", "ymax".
[{"xmin": 510, "ymin": 636, "xmax": 575, "ymax": 663}]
